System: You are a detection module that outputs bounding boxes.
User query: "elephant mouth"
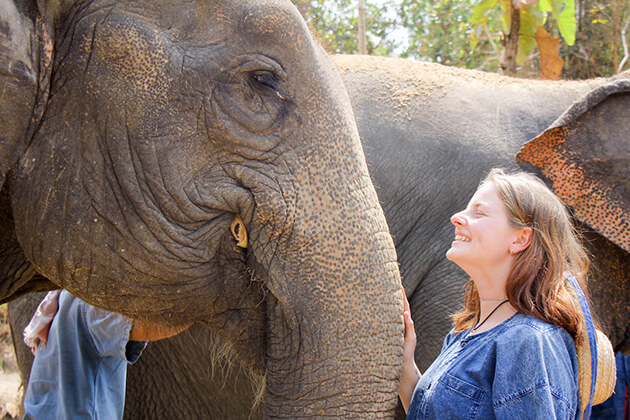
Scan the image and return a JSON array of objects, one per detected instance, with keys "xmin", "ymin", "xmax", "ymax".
[{"xmin": 193, "ymin": 249, "xmax": 270, "ymax": 373}]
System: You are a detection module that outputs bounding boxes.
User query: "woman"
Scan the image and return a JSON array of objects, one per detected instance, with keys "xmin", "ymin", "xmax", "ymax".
[{"xmin": 400, "ymin": 168, "xmax": 589, "ymax": 419}]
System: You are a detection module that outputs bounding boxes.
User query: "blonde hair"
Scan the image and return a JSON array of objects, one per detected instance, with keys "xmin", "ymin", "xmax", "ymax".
[{"xmin": 452, "ymin": 168, "xmax": 590, "ymax": 342}]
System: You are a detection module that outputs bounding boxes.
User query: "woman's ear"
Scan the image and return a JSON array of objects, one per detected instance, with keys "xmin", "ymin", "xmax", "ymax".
[{"xmin": 510, "ymin": 227, "xmax": 533, "ymax": 254}]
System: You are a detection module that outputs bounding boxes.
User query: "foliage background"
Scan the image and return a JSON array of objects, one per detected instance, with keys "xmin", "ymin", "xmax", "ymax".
[{"xmin": 292, "ymin": 0, "xmax": 630, "ymax": 79}]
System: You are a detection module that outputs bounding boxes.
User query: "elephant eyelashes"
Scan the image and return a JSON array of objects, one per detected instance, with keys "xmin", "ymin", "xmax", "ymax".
[{"xmin": 249, "ymin": 71, "xmax": 285, "ymax": 100}]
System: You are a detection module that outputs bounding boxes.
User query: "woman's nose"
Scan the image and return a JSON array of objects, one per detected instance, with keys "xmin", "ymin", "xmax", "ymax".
[{"xmin": 451, "ymin": 212, "xmax": 466, "ymax": 226}]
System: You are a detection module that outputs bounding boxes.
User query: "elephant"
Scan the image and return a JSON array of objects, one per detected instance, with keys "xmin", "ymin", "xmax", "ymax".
[
  {"xmin": 10, "ymin": 54, "xmax": 630, "ymax": 419},
  {"xmin": 335, "ymin": 55, "xmax": 630, "ymax": 368},
  {"xmin": 0, "ymin": 1, "xmax": 406, "ymax": 418}
]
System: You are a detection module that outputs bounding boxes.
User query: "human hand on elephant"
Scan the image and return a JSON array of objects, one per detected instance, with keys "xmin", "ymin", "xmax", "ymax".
[
  {"xmin": 23, "ymin": 290, "xmax": 61, "ymax": 355},
  {"xmin": 399, "ymin": 287, "xmax": 421, "ymax": 413}
]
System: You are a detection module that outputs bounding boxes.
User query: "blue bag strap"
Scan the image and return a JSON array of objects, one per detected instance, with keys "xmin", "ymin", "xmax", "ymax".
[{"xmin": 565, "ymin": 273, "xmax": 598, "ymax": 420}]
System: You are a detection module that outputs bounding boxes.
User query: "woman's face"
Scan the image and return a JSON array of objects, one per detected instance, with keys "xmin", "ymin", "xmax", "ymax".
[{"xmin": 446, "ymin": 183, "xmax": 522, "ymax": 272}]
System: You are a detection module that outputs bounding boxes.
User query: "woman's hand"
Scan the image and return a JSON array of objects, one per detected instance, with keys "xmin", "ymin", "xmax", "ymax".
[{"xmin": 399, "ymin": 287, "xmax": 421, "ymax": 413}]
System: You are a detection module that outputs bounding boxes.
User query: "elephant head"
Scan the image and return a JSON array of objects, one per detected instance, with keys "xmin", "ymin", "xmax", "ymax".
[
  {"xmin": 517, "ymin": 79, "xmax": 630, "ymax": 354},
  {"xmin": 0, "ymin": 0, "xmax": 403, "ymax": 416}
]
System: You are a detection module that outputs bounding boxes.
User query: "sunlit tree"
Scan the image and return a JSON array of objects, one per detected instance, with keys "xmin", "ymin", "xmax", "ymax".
[
  {"xmin": 293, "ymin": 0, "xmax": 399, "ymax": 55},
  {"xmin": 293, "ymin": 0, "xmax": 629, "ymax": 79}
]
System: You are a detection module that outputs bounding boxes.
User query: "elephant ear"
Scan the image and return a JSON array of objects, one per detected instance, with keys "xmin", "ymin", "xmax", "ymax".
[
  {"xmin": 0, "ymin": 0, "xmax": 58, "ymax": 303},
  {"xmin": 0, "ymin": 0, "xmax": 54, "ymax": 188},
  {"xmin": 516, "ymin": 79, "xmax": 630, "ymax": 253}
]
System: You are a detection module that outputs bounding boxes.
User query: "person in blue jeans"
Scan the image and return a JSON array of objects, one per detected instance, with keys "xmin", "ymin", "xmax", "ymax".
[
  {"xmin": 399, "ymin": 168, "xmax": 591, "ymax": 419},
  {"xmin": 22, "ymin": 290, "xmax": 189, "ymax": 420}
]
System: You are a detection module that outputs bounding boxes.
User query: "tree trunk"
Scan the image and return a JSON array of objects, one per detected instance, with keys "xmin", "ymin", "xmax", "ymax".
[
  {"xmin": 358, "ymin": 0, "xmax": 367, "ymax": 54},
  {"xmin": 618, "ymin": 14, "xmax": 630, "ymax": 73},
  {"xmin": 613, "ymin": 0, "xmax": 622, "ymax": 71},
  {"xmin": 501, "ymin": 5, "xmax": 521, "ymax": 76}
]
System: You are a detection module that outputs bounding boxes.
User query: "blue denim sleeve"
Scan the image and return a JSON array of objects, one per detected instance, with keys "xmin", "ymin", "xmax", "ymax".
[
  {"xmin": 81, "ymin": 301, "xmax": 137, "ymax": 360},
  {"xmin": 491, "ymin": 324, "xmax": 579, "ymax": 419}
]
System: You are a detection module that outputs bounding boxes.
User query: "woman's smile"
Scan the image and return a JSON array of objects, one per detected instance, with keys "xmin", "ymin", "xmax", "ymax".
[
  {"xmin": 454, "ymin": 232, "xmax": 470, "ymax": 242},
  {"xmin": 446, "ymin": 183, "xmax": 521, "ymax": 270}
]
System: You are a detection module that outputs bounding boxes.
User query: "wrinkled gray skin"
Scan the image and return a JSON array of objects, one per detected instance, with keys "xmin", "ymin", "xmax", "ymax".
[
  {"xmin": 10, "ymin": 58, "xmax": 630, "ymax": 418},
  {"xmin": 1, "ymin": 2, "xmax": 404, "ymax": 418}
]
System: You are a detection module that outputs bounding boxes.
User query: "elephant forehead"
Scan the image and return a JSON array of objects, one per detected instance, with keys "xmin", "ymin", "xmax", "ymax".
[
  {"xmin": 236, "ymin": 1, "xmax": 312, "ymax": 52},
  {"xmin": 80, "ymin": 14, "xmax": 172, "ymax": 100},
  {"xmin": 241, "ymin": 3, "xmax": 300, "ymax": 33}
]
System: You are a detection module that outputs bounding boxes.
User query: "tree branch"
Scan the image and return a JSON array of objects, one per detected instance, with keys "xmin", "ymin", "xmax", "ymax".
[
  {"xmin": 500, "ymin": 5, "xmax": 521, "ymax": 76},
  {"xmin": 592, "ymin": 1, "xmax": 614, "ymax": 21},
  {"xmin": 618, "ymin": 13, "xmax": 630, "ymax": 73},
  {"xmin": 613, "ymin": 0, "xmax": 622, "ymax": 69},
  {"xmin": 358, "ymin": 0, "xmax": 367, "ymax": 54},
  {"xmin": 484, "ymin": 25, "xmax": 499, "ymax": 55}
]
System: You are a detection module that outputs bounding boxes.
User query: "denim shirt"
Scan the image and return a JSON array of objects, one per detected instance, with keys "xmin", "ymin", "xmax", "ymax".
[
  {"xmin": 24, "ymin": 290, "xmax": 147, "ymax": 420},
  {"xmin": 408, "ymin": 313, "xmax": 580, "ymax": 419}
]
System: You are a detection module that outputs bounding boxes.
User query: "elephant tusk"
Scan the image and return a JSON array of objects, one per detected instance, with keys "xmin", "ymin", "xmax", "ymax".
[{"xmin": 231, "ymin": 215, "xmax": 248, "ymax": 249}]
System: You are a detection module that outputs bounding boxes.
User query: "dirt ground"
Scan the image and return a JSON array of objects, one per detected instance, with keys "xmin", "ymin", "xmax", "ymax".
[{"xmin": 0, "ymin": 304, "xmax": 21, "ymax": 420}]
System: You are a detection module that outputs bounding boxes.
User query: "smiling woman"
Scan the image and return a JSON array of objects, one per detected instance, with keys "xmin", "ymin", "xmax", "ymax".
[
  {"xmin": 447, "ymin": 181, "xmax": 532, "ymax": 283},
  {"xmin": 399, "ymin": 168, "xmax": 603, "ymax": 420}
]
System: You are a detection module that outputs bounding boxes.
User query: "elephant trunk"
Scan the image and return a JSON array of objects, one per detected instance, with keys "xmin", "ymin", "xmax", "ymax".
[
  {"xmin": 264, "ymin": 265, "xmax": 402, "ymax": 417},
  {"xmin": 249, "ymin": 147, "xmax": 404, "ymax": 417}
]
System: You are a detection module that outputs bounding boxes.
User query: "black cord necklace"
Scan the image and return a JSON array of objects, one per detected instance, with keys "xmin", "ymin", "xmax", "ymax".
[{"xmin": 473, "ymin": 299, "xmax": 510, "ymax": 331}]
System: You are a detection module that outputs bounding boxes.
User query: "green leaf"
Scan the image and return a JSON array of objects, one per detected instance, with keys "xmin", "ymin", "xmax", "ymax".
[
  {"xmin": 517, "ymin": 33, "xmax": 538, "ymax": 64},
  {"xmin": 521, "ymin": 4, "xmax": 547, "ymax": 32},
  {"xmin": 499, "ymin": 0, "xmax": 511, "ymax": 32},
  {"xmin": 471, "ymin": 0, "xmax": 500, "ymax": 26},
  {"xmin": 537, "ymin": 0, "xmax": 553, "ymax": 13},
  {"xmin": 516, "ymin": 5, "xmax": 545, "ymax": 64},
  {"xmin": 552, "ymin": 0, "xmax": 576, "ymax": 45}
]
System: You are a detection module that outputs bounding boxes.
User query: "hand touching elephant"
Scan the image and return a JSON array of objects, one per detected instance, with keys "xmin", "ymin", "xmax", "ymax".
[{"xmin": 1, "ymin": 1, "xmax": 404, "ymax": 417}]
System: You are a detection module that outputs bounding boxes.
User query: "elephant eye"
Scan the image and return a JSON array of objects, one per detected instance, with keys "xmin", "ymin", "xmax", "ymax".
[{"xmin": 249, "ymin": 71, "xmax": 286, "ymax": 100}]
